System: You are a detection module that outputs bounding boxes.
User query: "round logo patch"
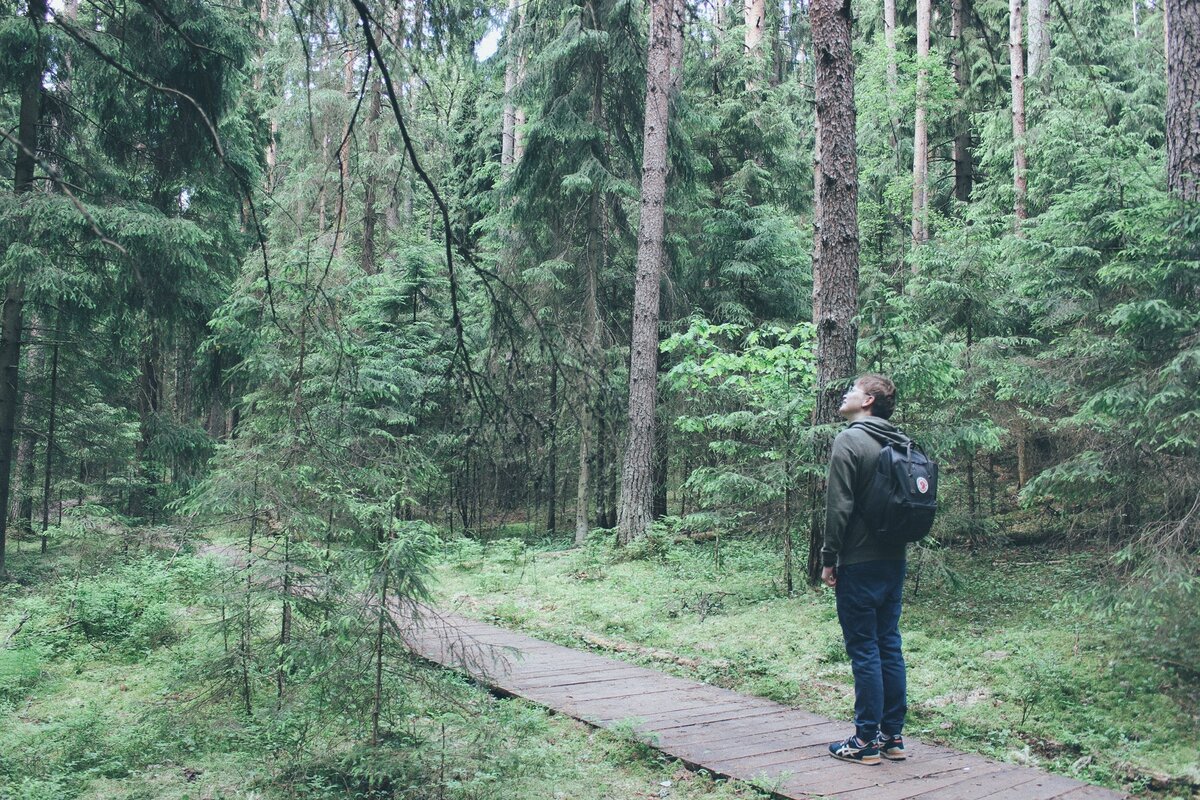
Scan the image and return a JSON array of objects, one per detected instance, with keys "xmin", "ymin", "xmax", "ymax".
[{"xmin": 916, "ymin": 477, "xmax": 930, "ymax": 494}]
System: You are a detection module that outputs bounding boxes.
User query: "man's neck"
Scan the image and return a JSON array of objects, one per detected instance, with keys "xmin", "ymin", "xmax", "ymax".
[{"xmin": 844, "ymin": 410, "xmax": 875, "ymax": 423}]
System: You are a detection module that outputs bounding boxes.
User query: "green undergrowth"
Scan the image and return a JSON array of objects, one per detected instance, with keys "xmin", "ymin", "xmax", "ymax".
[
  {"xmin": 0, "ymin": 537, "xmax": 767, "ymax": 800},
  {"xmin": 433, "ymin": 531, "xmax": 1200, "ymax": 800}
]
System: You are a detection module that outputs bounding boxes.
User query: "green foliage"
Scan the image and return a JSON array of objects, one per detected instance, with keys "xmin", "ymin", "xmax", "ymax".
[{"xmin": 662, "ymin": 318, "xmax": 815, "ymax": 521}]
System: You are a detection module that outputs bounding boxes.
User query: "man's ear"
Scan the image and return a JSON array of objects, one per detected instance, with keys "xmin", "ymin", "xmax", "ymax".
[{"xmin": 861, "ymin": 393, "xmax": 875, "ymax": 412}]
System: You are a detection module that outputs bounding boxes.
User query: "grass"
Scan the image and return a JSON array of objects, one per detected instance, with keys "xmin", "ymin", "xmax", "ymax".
[
  {"xmin": 0, "ymin": 532, "xmax": 771, "ymax": 800},
  {"xmin": 432, "ymin": 530, "xmax": 1200, "ymax": 800}
]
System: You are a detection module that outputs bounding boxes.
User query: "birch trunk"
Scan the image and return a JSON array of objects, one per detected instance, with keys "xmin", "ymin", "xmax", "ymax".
[
  {"xmin": 1010, "ymin": 0, "xmax": 1028, "ymax": 223},
  {"xmin": 1027, "ymin": 0, "xmax": 1051, "ymax": 82},
  {"xmin": 911, "ymin": 0, "xmax": 931, "ymax": 245},
  {"xmin": 745, "ymin": 0, "xmax": 766, "ymax": 90}
]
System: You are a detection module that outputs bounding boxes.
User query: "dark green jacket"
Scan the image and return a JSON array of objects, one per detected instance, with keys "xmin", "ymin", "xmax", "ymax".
[{"xmin": 821, "ymin": 416, "xmax": 909, "ymax": 568}]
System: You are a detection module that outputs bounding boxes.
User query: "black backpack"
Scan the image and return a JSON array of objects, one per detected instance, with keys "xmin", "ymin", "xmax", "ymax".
[{"xmin": 850, "ymin": 423, "xmax": 939, "ymax": 544}]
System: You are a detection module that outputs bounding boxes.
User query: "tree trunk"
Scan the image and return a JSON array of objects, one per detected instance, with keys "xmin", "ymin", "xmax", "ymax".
[
  {"xmin": 1010, "ymin": 0, "xmax": 1028, "ymax": 223},
  {"xmin": 513, "ymin": 0, "xmax": 529, "ymax": 163},
  {"xmin": 744, "ymin": 0, "xmax": 766, "ymax": 90},
  {"xmin": 501, "ymin": 0, "xmax": 519, "ymax": 170},
  {"xmin": 0, "ymin": 0, "xmax": 46, "ymax": 579},
  {"xmin": 371, "ymin": 557, "xmax": 389, "ymax": 745},
  {"xmin": 617, "ymin": 0, "xmax": 680, "ymax": 545},
  {"xmin": 39, "ymin": 338, "xmax": 58, "ymax": 554},
  {"xmin": 1166, "ymin": 0, "xmax": 1200, "ymax": 201},
  {"xmin": 911, "ymin": 0, "xmax": 931, "ymax": 246},
  {"xmin": 13, "ymin": 318, "xmax": 43, "ymax": 542},
  {"xmin": 952, "ymin": 0, "xmax": 973, "ymax": 203},
  {"xmin": 1026, "ymin": 0, "xmax": 1050, "ymax": 82},
  {"xmin": 207, "ymin": 349, "xmax": 226, "ymax": 440},
  {"xmin": 884, "ymin": 0, "xmax": 901, "ymax": 155},
  {"xmin": 808, "ymin": 0, "xmax": 860, "ymax": 584},
  {"xmin": 547, "ymin": 368, "xmax": 558, "ymax": 534},
  {"xmin": 362, "ymin": 75, "xmax": 382, "ymax": 274}
]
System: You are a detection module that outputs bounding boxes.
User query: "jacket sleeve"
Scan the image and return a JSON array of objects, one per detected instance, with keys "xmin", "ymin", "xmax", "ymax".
[{"xmin": 822, "ymin": 433, "xmax": 857, "ymax": 568}]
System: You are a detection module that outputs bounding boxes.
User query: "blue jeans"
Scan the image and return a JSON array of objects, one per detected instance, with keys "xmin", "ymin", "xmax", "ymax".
[{"xmin": 835, "ymin": 559, "xmax": 907, "ymax": 741}]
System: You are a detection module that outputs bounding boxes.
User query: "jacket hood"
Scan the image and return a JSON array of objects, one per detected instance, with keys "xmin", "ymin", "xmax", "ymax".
[{"xmin": 848, "ymin": 416, "xmax": 910, "ymax": 447}]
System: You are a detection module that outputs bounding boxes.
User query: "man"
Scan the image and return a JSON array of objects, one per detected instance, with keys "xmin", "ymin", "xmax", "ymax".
[{"xmin": 822, "ymin": 374, "xmax": 909, "ymax": 766}]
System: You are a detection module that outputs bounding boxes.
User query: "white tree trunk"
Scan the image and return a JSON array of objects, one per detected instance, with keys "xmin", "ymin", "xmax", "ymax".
[
  {"xmin": 1027, "ymin": 0, "xmax": 1050, "ymax": 82},
  {"xmin": 1010, "ymin": 0, "xmax": 1028, "ymax": 223},
  {"xmin": 911, "ymin": 0, "xmax": 931, "ymax": 245}
]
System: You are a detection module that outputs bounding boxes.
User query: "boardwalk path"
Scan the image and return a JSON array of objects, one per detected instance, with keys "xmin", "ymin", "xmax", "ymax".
[{"xmin": 399, "ymin": 608, "xmax": 1125, "ymax": 800}]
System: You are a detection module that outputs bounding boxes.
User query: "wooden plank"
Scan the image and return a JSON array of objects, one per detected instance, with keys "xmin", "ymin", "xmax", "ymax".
[
  {"xmin": 833, "ymin": 761, "xmax": 1022, "ymax": 800},
  {"xmin": 511, "ymin": 666, "xmax": 654, "ymax": 690},
  {"xmin": 398, "ymin": 608, "xmax": 1125, "ymax": 800},
  {"xmin": 972, "ymin": 774, "xmax": 1099, "ymax": 800},
  {"xmin": 1047, "ymin": 785, "xmax": 1128, "ymax": 799}
]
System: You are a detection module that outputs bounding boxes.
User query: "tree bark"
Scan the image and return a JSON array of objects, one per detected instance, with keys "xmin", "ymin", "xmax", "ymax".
[
  {"xmin": 1010, "ymin": 0, "xmax": 1028, "ymax": 223},
  {"xmin": 0, "ymin": 0, "xmax": 46, "ymax": 579},
  {"xmin": 912, "ymin": 0, "xmax": 931, "ymax": 245},
  {"xmin": 952, "ymin": 0, "xmax": 973, "ymax": 203},
  {"xmin": 1166, "ymin": 0, "xmax": 1200, "ymax": 201},
  {"xmin": 617, "ymin": 0, "xmax": 681, "ymax": 545},
  {"xmin": 808, "ymin": 0, "xmax": 860, "ymax": 583},
  {"xmin": 39, "ymin": 338, "xmax": 57, "ymax": 554},
  {"xmin": 1026, "ymin": 0, "xmax": 1050, "ymax": 82},
  {"xmin": 513, "ymin": 0, "xmax": 529, "ymax": 164},
  {"xmin": 362, "ymin": 75, "xmax": 382, "ymax": 274},
  {"xmin": 745, "ymin": 0, "xmax": 767, "ymax": 90},
  {"xmin": 501, "ymin": 0, "xmax": 519, "ymax": 170},
  {"xmin": 883, "ymin": 0, "xmax": 901, "ymax": 155}
]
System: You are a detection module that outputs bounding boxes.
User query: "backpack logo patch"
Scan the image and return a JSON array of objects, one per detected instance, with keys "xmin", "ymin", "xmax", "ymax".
[{"xmin": 916, "ymin": 477, "xmax": 930, "ymax": 494}]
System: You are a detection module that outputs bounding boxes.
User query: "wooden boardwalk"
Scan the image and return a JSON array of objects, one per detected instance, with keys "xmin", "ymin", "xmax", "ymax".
[{"xmin": 399, "ymin": 607, "xmax": 1126, "ymax": 800}]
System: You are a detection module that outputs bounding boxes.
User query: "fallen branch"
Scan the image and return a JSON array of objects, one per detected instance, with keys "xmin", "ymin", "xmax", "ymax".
[{"xmin": 3, "ymin": 612, "xmax": 32, "ymax": 649}]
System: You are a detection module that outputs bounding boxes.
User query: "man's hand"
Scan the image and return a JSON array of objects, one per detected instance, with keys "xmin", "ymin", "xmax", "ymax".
[{"xmin": 821, "ymin": 566, "xmax": 837, "ymax": 588}]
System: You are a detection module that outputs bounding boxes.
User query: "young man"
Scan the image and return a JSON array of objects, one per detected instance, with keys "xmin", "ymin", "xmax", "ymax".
[{"xmin": 822, "ymin": 374, "xmax": 909, "ymax": 766}]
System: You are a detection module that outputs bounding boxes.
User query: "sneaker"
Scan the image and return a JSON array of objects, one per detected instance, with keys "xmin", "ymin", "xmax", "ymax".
[
  {"xmin": 876, "ymin": 732, "xmax": 906, "ymax": 761},
  {"xmin": 828, "ymin": 734, "xmax": 881, "ymax": 765}
]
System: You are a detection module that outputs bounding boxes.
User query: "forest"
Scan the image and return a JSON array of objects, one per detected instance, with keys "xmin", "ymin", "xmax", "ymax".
[{"xmin": 0, "ymin": 0, "xmax": 1197, "ymax": 796}]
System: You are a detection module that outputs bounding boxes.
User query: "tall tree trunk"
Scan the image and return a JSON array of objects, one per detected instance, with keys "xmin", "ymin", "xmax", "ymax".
[
  {"xmin": 1166, "ymin": 0, "xmax": 1200, "ymax": 201},
  {"xmin": 883, "ymin": 0, "xmax": 901, "ymax": 156},
  {"xmin": 1026, "ymin": 0, "xmax": 1050, "ymax": 82},
  {"xmin": 952, "ymin": 0, "xmax": 974, "ymax": 203},
  {"xmin": 0, "ymin": 0, "xmax": 46, "ymax": 579},
  {"xmin": 1010, "ymin": 0, "xmax": 1028, "ymax": 223},
  {"xmin": 39, "ymin": 337, "xmax": 58, "ymax": 554},
  {"xmin": 512, "ymin": 0, "xmax": 529, "ymax": 164},
  {"xmin": 911, "ymin": 0, "xmax": 931, "ymax": 246},
  {"xmin": 207, "ymin": 349, "xmax": 226, "ymax": 440},
  {"xmin": 371, "ymin": 559, "xmax": 389, "ymax": 745},
  {"xmin": 362, "ymin": 75, "xmax": 382, "ymax": 274},
  {"xmin": 807, "ymin": 0, "xmax": 860, "ymax": 584},
  {"xmin": 744, "ymin": 0, "xmax": 766, "ymax": 90},
  {"xmin": 13, "ymin": 316, "xmax": 43, "ymax": 540},
  {"xmin": 547, "ymin": 368, "xmax": 558, "ymax": 534},
  {"xmin": 617, "ymin": 0, "xmax": 680, "ymax": 545},
  {"xmin": 501, "ymin": 0, "xmax": 519, "ymax": 170}
]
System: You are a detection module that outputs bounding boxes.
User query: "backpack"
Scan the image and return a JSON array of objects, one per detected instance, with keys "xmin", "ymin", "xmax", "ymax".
[{"xmin": 849, "ymin": 423, "xmax": 939, "ymax": 544}]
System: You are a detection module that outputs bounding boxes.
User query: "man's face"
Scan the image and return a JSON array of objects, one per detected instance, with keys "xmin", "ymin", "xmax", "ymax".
[{"xmin": 838, "ymin": 381, "xmax": 873, "ymax": 419}]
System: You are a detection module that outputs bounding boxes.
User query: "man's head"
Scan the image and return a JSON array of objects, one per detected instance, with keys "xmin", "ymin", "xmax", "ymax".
[{"xmin": 838, "ymin": 373, "xmax": 897, "ymax": 420}]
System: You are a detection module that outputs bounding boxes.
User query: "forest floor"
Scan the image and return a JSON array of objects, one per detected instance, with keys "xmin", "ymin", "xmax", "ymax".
[
  {"xmin": 431, "ymin": 531, "xmax": 1200, "ymax": 800},
  {"xmin": 0, "ymin": 529, "xmax": 767, "ymax": 800},
  {"xmin": 1, "ymin": 523, "xmax": 1197, "ymax": 800}
]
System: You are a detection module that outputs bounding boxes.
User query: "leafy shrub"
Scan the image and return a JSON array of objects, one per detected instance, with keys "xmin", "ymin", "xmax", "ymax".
[
  {"xmin": 73, "ymin": 558, "xmax": 178, "ymax": 652},
  {"xmin": 0, "ymin": 649, "xmax": 40, "ymax": 706}
]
